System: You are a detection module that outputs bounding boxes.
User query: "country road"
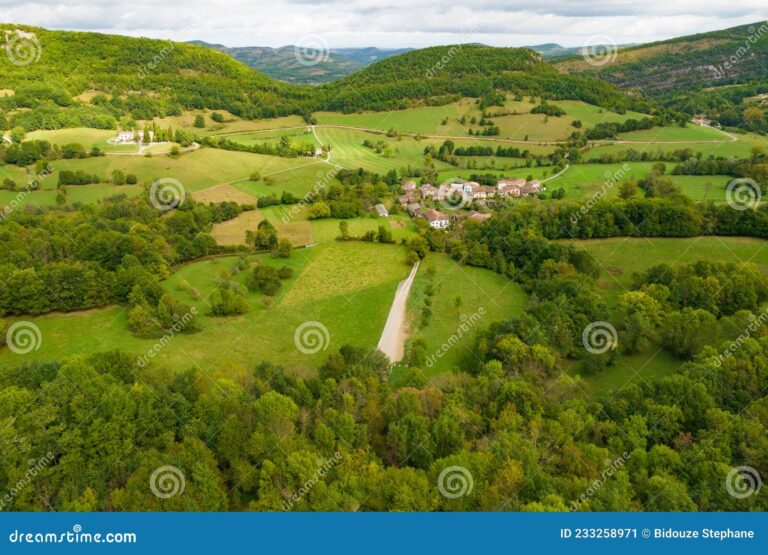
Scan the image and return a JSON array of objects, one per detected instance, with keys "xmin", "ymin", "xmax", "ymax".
[{"xmin": 377, "ymin": 261, "xmax": 420, "ymax": 362}]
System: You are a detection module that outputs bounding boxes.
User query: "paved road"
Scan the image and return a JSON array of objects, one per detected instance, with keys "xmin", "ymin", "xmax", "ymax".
[{"xmin": 377, "ymin": 261, "xmax": 420, "ymax": 362}]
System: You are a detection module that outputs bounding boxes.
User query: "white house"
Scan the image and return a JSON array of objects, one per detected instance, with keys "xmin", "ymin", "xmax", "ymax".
[
  {"xmin": 374, "ymin": 204, "xmax": 389, "ymax": 217},
  {"xmin": 423, "ymin": 209, "xmax": 449, "ymax": 229}
]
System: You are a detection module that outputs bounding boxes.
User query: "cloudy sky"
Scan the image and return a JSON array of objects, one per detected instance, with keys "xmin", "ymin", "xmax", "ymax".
[{"xmin": 0, "ymin": 0, "xmax": 766, "ymax": 48}]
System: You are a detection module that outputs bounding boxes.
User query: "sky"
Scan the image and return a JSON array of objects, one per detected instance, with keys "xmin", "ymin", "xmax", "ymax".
[{"xmin": 0, "ymin": 0, "xmax": 766, "ymax": 48}]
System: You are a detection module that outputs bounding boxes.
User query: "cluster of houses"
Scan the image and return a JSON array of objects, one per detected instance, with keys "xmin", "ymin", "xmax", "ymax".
[
  {"xmin": 394, "ymin": 177, "xmax": 543, "ymax": 229},
  {"xmin": 399, "ymin": 178, "xmax": 543, "ymax": 207}
]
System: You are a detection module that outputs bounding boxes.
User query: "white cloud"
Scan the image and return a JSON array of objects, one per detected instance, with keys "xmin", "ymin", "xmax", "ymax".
[{"xmin": 0, "ymin": 0, "xmax": 765, "ymax": 47}]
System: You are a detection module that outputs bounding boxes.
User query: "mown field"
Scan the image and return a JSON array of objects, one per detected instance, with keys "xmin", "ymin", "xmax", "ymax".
[
  {"xmin": 315, "ymin": 98, "xmax": 648, "ymax": 142},
  {"xmin": 397, "ymin": 254, "xmax": 528, "ymax": 379},
  {"xmin": 566, "ymin": 236, "xmax": 768, "ymax": 306},
  {"xmin": 0, "ymin": 242, "xmax": 413, "ymax": 372}
]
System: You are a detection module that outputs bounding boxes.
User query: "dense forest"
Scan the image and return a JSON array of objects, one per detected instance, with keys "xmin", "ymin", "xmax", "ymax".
[{"xmin": 0, "ymin": 198, "xmax": 766, "ymax": 511}]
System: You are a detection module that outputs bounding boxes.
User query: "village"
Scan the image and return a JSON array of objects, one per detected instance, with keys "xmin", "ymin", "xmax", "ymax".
[{"xmin": 377, "ymin": 177, "xmax": 544, "ymax": 229}]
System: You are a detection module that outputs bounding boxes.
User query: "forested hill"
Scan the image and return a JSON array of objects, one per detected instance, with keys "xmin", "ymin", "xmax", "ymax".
[
  {"xmin": 555, "ymin": 22, "xmax": 768, "ymax": 93},
  {"xmin": 320, "ymin": 44, "xmax": 649, "ymax": 113},
  {"xmin": 0, "ymin": 24, "xmax": 311, "ymax": 124},
  {"xmin": 0, "ymin": 25, "xmax": 646, "ymax": 129}
]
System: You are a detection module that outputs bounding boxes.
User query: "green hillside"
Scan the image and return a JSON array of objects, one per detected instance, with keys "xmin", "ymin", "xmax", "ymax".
[
  {"xmin": 1, "ymin": 27, "xmax": 648, "ymax": 132},
  {"xmin": 556, "ymin": 21, "xmax": 768, "ymax": 93}
]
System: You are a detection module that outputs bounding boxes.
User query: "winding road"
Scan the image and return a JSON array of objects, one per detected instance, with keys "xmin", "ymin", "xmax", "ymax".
[{"xmin": 377, "ymin": 261, "xmax": 420, "ymax": 362}]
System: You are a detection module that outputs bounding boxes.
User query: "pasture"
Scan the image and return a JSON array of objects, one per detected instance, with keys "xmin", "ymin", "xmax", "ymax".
[{"xmin": 0, "ymin": 242, "xmax": 414, "ymax": 372}]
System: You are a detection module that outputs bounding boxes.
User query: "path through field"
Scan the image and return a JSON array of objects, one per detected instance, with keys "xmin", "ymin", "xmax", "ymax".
[{"xmin": 377, "ymin": 261, "xmax": 420, "ymax": 362}]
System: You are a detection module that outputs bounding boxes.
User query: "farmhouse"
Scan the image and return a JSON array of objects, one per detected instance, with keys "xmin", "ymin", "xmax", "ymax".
[
  {"xmin": 374, "ymin": 204, "xmax": 389, "ymax": 217},
  {"xmin": 423, "ymin": 209, "xmax": 449, "ymax": 229},
  {"xmin": 407, "ymin": 203, "xmax": 422, "ymax": 217},
  {"xmin": 692, "ymin": 115, "xmax": 712, "ymax": 126},
  {"xmin": 399, "ymin": 189, "xmax": 419, "ymax": 205},
  {"xmin": 419, "ymin": 184, "xmax": 437, "ymax": 198},
  {"xmin": 402, "ymin": 181, "xmax": 417, "ymax": 191}
]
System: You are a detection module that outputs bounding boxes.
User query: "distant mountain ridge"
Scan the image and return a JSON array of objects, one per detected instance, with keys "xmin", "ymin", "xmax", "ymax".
[{"xmin": 188, "ymin": 41, "xmax": 413, "ymax": 84}]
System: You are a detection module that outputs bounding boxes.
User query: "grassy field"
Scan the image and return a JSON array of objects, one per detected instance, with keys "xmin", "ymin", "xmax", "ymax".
[
  {"xmin": 0, "ymin": 242, "xmax": 414, "ymax": 373},
  {"xmin": 225, "ymin": 127, "xmax": 319, "ymax": 148},
  {"xmin": 586, "ymin": 131, "xmax": 765, "ymax": 159},
  {"xmin": 144, "ymin": 111, "xmax": 307, "ymax": 137},
  {"xmin": 567, "ymin": 236, "xmax": 768, "ymax": 306},
  {"xmin": 397, "ymin": 254, "xmax": 528, "ymax": 379},
  {"xmin": 315, "ymin": 98, "xmax": 647, "ymax": 142},
  {"xmin": 616, "ymin": 124, "xmax": 731, "ymax": 142}
]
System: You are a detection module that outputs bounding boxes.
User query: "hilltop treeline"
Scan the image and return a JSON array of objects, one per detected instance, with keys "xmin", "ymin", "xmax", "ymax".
[{"xmin": 0, "ymin": 26, "xmax": 650, "ymax": 131}]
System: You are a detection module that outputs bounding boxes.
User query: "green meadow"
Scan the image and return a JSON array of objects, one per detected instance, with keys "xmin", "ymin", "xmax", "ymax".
[
  {"xmin": 398, "ymin": 254, "xmax": 528, "ymax": 378},
  {"xmin": 0, "ymin": 242, "xmax": 413, "ymax": 373}
]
